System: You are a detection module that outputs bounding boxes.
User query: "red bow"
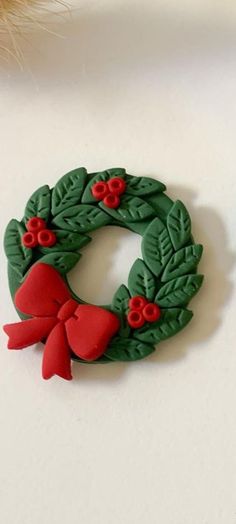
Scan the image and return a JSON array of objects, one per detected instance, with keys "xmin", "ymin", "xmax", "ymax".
[{"xmin": 3, "ymin": 263, "xmax": 120, "ymax": 381}]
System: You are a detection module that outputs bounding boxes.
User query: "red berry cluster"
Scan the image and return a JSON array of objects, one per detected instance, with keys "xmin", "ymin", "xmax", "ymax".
[
  {"xmin": 22, "ymin": 217, "xmax": 56, "ymax": 249},
  {"xmin": 91, "ymin": 177, "xmax": 126, "ymax": 209},
  {"xmin": 127, "ymin": 296, "xmax": 161, "ymax": 329}
]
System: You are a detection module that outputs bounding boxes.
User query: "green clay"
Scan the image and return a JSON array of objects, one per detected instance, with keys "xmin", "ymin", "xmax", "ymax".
[
  {"xmin": 128, "ymin": 259, "xmax": 156, "ymax": 301},
  {"xmin": 4, "ymin": 219, "xmax": 32, "ymax": 277},
  {"xmin": 167, "ymin": 200, "xmax": 191, "ymax": 250},
  {"xmin": 124, "ymin": 175, "xmax": 166, "ymax": 196},
  {"xmin": 51, "ymin": 167, "xmax": 87, "ymax": 216},
  {"xmin": 4, "ymin": 167, "xmax": 204, "ymax": 364},
  {"xmin": 134, "ymin": 308, "xmax": 193, "ymax": 344},
  {"xmin": 111, "ymin": 285, "xmax": 131, "ymax": 338},
  {"xmin": 38, "ymin": 230, "xmax": 91, "ymax": 254},
  {"xmin": 105, "ymin": 337, "xmax": 155, "ymax": 361},
  {"xmin": 24, "ymin": 185, "xmax": 51, "ymax": 225},
  {"xmin": 99, "ymin": 195, "xmax": 155, "ymax": 223},
  {"xmin": 141, "ymin": 217, "xmax": 174, "ymax": 277},
  {"xmin": 52, "ymin": 204, "xmax": 110, "ymax": 232},
  {"xmin": 155, "ymin": 274, "xmax": 204, "ymax": 308},
  {"xmin": 161, "ymin": 244, "xmax": 203, "ymax": 282}
]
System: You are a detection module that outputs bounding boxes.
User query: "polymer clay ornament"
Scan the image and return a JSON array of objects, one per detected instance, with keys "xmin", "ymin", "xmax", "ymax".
[{"xmin": 3, "ymin": 167, "xmax": 204, "ymax": 381}]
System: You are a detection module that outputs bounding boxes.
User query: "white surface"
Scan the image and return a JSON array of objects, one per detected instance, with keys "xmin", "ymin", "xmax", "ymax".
[{"xmin": 0, "ymin": 1, "xmax": 236, "ymax": 523}]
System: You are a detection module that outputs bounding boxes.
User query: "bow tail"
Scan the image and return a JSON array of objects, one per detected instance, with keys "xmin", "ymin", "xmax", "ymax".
[
  {"xmin": 42, "ymin": 322, "xmax": 72, "ymax": 381},
  {"xmin": 3, "ymin": 317, "xmax": 57, "ymax": 349}
]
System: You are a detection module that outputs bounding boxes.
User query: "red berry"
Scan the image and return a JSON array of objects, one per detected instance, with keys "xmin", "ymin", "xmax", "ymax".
[
  {"xmin": 128, "ymin": 295, "xmax": 148, "ymax": 311},
  {"xmin": 38, "ymin": 229, "xmax": 57, "ymax": 247},
  {"xmin": 22, "ymin": 231, "xmax": 38, "ymax": 248},
  {"xmin": 108, "ymin": 177, "xmax": 126, "ymax": 196},
  {"xmin": 142, "ymin": 303, "xmax": 161, "ymax": 323},
  {"xmin": 91, "ymin": 181, "xmax": 109, "ymax": 200},
  {"xmin": 26, "ymin": 216, "xmax": 46, "ymax": 233},
  {"xmin": 103, "ymin": 193, "xmax": 120, "ymax": 209},
  {"xmin": 127, "ymin": 310, "xmax": 145, "ymax": 329}
]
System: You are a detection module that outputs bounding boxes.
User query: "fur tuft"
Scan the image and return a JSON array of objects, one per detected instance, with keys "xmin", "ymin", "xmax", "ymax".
[{"xmin": 0, "ymin": 0, "xmax": 67, "ymax": 64}]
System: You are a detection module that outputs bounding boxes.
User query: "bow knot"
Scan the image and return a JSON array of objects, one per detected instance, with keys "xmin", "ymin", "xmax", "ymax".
[
  {"xmin": 3, "ymin": 263, "xmax": 120, "ymax": 381},
  {"xmin": 57, "ymin": 299, "xmax": 78, "ymax": 321}
]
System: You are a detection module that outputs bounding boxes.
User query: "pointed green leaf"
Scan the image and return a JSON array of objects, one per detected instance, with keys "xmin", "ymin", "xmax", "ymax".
[
  {"xmin": 112, "ymin": 284, "xmax": 130, "ymax": 313},
  {"xmin": 38, "ymin": 230, "xmax": 91, "ymax": 254},
  {"xmin": 112, "ymin": 285, "xmax": 131, "ymax": 337},
  {"xmin": 51, "ymin": 167, "xmax": 87, "ymax": 216},
  {"xmin": 167, "ymin": 200, "xmax": 191, "ymax": 250},
  {"xmin": 4, "ymin": 219, "xmax": 32, "ymax": 277},
  {"xmin": 24, "ymin": 185, "xmax": 51, "ymax": 224},
  {"xmin": 128, "ymin": 258, "xmax": 156, "ymax": 301},
  {"xmin": 105, "ymin": 337, "xmax": 155, "ymax": 361},
  {"xmin": 82, "ymin": 168, "xmax": 126, "ymax": 204},
  {"xmin": 156, "ymin": 274, "xmax": 204, "ymax": 307},
  {"xmin": 134, "ymin": 308, "xmax": 193, "ymax": 343},
  {"xmin": 141, "ymin": 217, "xmax": 173, "ymax": 277},
  {"xmin": 125, "ymin": 175, "xmax": 166, "ymax": 196},
  {"xmin": 100, "ymin": 195, "xmax": 154, "ymax": 223},
  {"xmin": 162, "ymin": 244, "xmax": 203, "ymax": 282},
  {"xmin": 38, "ymin": 251, "xmax": 80, "ymax": 274},
  {"xmin": 52, "ymin": 205, "xmax": 110, "ymax": 233}
]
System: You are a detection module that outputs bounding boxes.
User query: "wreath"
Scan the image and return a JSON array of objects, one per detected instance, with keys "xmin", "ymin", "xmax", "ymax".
[{"xmin": 3, "ymin": 167, "xmax": 204, "ymax": 381}]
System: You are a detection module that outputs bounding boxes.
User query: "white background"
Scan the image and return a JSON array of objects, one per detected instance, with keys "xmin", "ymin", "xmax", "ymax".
[{"xmin": 0, "ymin": 1, "xmax": 236, "ymax": 523}]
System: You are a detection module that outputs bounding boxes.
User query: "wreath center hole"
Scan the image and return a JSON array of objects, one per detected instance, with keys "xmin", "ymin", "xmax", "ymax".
[{"xmin": 67, "ymin": 226, "xmax": 141, "ymax": 305}]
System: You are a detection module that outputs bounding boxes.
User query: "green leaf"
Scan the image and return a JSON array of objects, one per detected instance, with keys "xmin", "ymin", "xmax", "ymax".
[
  {"xmin": 38, "ymin": 251, "xmax": 80, "ymax": 274},
  {"xmin": 38, "ymin": 230, "xmax": 91, "ymax": 254},
  {"xmin": 141, "ymin": 217, "xmax": 173, "ymax": 277},
  {"xmin": 82, "ymin": 168, "xmax": 126, "ymax": 204},
  {"xmin": 112, "ymin": 285, "xmax": 130, "ymax": 313},
  {"xmin": 112, "ymin": 285, "xmax": 131, "ymax": 337},
  {"xmin": 134, "ymin": 308, "xmax": 193, "ymax": 343},
  {"xmin": 24, "ymin": 185, "xmax": 51, "ymax": 224},
  {"xmin": 52, "ymin": 205, "xmax": 110, "ymax": 233},
  {"xmin": 125, "ymin": 175, "xmax": 166, "ymax": 196},
  {"xmin": 4, "ymin": 219, "xmax": 32, "ymax": 277},
  {"xmin": 161, "ymin": 244, "xmax": 203, "ymax": 282},
  {"xmin": 128, "ymin": 258, "xmax": 156, "ymax": 301},
  {"xmin": 167, "ymin": 200, "xmax": 191, "ymax": 250},
  {"xmin": 51, "ymin": 167, "xmax": 87, "ymax": 216},
  {"xmin": 99, "ymin": 195, "xmax": 154, "ymax": 223},
  {"xmin": 105, "ymin": 337, "xmax": 155, "ymax": 361},
  {"xmin": 156, "ymin": 274, "xmax": 204, "ymax": 307}
]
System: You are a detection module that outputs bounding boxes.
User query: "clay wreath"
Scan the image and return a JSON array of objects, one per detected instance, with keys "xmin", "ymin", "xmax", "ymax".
[{"xmin": 3, "ymin": 167, "xmax": 204, "ymax": 381}]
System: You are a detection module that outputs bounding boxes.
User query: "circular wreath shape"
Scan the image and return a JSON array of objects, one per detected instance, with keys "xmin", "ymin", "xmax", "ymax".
[{"xmin": 3, "ymin": 167, "xmax": 204, "ymax": 381}]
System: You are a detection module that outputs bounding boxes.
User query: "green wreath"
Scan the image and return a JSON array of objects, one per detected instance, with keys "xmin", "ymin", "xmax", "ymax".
[{"xmin": 4, "ymin": 167, "xmax": 203, "ymax": 377}]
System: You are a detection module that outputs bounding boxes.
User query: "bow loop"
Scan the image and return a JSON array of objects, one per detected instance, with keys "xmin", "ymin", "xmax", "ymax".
[{"xmin": 15, "ymin": 263, "xmax": 71, "ymax": 317}]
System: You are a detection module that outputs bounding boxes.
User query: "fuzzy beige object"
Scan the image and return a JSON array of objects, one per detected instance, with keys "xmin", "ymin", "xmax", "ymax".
[{"xmin": 0, "ymin": 0, "xmax": 66, "ymax": 62}]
